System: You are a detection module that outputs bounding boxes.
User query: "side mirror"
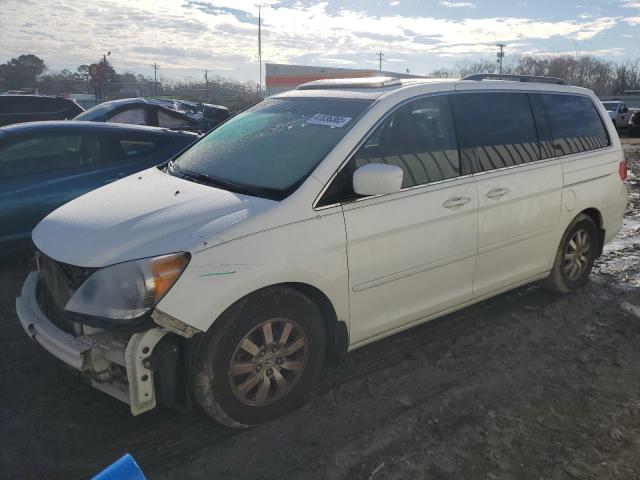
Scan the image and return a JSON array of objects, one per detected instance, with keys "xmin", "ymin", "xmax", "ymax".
[
  {"xmin": 623, "ymin": 107, "xmax": 629, "ymax": 113},
  {"xmin": 353, "ymin": 163, "xmax": 403, "ymax": 196}
]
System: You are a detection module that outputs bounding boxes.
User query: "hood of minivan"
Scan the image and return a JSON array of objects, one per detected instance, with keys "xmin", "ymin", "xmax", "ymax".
[{"xmin": 32, "ymin": 167, "xmax": 277, "ymax": 267}]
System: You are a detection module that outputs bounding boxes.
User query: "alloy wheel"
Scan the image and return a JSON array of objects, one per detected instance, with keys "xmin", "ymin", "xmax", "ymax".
[
  {"xmin": 563, "ymin": 228, "xmax": 591, "ymax": 282},
  {"xmin": 228, "ymin": 318, "xmax": 308, "ymax": 407}
]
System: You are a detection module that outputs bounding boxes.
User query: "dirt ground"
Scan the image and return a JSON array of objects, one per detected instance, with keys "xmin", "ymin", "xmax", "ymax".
[{"xmin": 1, "ymin": 138, "xmax": 640, "ymax": 480}]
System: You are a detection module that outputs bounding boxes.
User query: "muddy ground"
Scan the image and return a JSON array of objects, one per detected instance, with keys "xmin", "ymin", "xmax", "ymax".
[{"xmin": 1, "ymin": 138, "xmax": 640, "ymax": 480}]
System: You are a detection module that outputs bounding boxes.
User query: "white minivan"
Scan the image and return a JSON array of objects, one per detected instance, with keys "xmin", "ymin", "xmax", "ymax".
[{"xmin": 17, "ymin": 75, "xmax": 628, "ymax": 428}]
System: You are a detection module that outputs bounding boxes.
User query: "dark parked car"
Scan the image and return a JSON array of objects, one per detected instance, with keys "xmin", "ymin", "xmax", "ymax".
[
  {"xmin": 628, "ymin": 110, "xmax": 640, "ymax": 137},
  {"xmin": 75, "ymin": 98, "xmax": 230, "ymax": 132},
  {"xmin": 0, "ymin": 121, "xmax": 198, "ymax": 256},
  {"xmin": 0, "ymin": 94, "xmax": 85, "ymax": 127}
]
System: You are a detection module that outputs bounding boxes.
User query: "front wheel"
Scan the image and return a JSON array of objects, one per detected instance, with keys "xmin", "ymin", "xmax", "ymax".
[
  {"xmin": 192, "ymin": 287, "xmax": 326, "ymax": 428},
  {"xmin": 544, "ymin": 213, "xmax": 599, "ymax": 293}
]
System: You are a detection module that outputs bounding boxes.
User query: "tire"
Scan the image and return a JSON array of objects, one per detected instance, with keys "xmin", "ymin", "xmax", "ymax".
[
  {"xmin": 544, "ymin": 213, "xmax": 599, "ymax": 293},
  {"xmin": 192, "ymin": 287, "xmax": 326, "ymax": 428}
]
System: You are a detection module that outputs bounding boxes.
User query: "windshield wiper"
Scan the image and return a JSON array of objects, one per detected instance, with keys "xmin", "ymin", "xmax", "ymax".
[{"xmin": 172, "ymin": 165, "xmax": 262, "ymax": 197}]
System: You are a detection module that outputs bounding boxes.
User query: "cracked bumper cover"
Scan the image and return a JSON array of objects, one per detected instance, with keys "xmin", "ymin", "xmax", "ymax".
[{"xmin": 16, "ymin": 271, "xmax": 169, "ymax": 415}]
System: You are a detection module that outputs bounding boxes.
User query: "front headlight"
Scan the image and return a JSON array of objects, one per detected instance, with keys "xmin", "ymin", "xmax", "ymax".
[{"xmin": 65, "ymin": 252, "xmax": 190, "ymax": 320}]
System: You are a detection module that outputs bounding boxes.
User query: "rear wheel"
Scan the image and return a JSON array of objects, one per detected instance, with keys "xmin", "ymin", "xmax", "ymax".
[
  {"xmin": 192, "ymin": 287, "xmax": 326, "ymax": 428},
  {"xmin": 544, "ymin": 214, "xmax": 599, "ymax": 293}
]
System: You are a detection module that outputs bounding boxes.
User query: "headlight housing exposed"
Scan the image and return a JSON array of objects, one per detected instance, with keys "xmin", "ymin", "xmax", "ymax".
[{"xmin": 65, "ymin": 252, "xmax": 190, "ymax": 320}]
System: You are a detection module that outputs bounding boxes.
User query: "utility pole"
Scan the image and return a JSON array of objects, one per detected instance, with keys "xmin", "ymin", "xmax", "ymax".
[
  {"xmin": 205, "ymin": 69, "xmax": 209, "ymax": 98},
  {"xmin": 101, "ymin": 51, "xmax": 110, "ymax": 100},
  {"xmin": 377, "ymin": 51, "xmax": 384, "ymax": 71},
  {"xmin": 151, "ymin": 63, "xmax": 159, "ymax": 96},
  {"xmin": 258, "ymin": 6, "xmax": 262, "ymax": 94},
  {"xmin": 496, "ymin": 43, "xmax": 506, "ymax": 74}
]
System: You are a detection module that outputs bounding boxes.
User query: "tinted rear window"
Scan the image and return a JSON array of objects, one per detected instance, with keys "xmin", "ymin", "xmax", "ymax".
[
  {"xmin": 541, "ymin": 94, "xmax": 610, "ymax": 155},
  {"xmin": 452, "ymin": 92, "xmax": 542, "ymax": 172}
]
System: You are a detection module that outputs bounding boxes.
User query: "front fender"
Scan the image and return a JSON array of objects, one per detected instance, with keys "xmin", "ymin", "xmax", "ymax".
[{"xmin": 155, "ymin": 210, "xmax": 349, "ymax": 336}]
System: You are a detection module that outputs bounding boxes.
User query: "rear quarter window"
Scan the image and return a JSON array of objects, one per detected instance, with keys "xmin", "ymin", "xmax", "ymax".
[{"xmin": 541, "ymin": 94, "xmax": 610, "ymax": 156}]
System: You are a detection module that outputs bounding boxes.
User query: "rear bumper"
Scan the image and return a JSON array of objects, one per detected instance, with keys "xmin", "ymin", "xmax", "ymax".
[{"xmin": 16, "ymin": 271, "xmax": 169, "ymax": 415}]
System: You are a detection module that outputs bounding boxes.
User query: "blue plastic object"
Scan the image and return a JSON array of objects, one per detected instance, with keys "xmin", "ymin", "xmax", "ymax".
[{"xmin": 92, "ymin": 453, "xmax": 147, "ymax": 480}]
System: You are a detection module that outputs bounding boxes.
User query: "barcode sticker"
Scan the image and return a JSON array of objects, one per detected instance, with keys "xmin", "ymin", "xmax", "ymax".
[{"xmin": 306, "ymin": 113, "xmax": 352, "ymax": 128}]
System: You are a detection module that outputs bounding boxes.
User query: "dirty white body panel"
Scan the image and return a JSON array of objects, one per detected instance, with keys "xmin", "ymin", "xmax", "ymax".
[{"xmin": 21, "ymin": 78, "xmax": 628, "ymax": 413}]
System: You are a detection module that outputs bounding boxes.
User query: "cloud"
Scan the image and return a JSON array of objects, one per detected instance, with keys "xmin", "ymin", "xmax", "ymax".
[
  {"xmin": 0, "ymin": 0, "xmax": 623, "ymax": 82},
  {"xmin": 439, "ymin": 1, "xmax": 476, "ymax": 8}
]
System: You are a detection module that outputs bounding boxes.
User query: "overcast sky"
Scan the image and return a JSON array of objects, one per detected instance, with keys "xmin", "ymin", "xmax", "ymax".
[{"xmin": 1, "ymin": 0, "xmax": 640, "ymax": 83}]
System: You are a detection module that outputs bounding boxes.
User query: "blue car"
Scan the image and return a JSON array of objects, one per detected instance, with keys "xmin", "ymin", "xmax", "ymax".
[{"xmin": 0, "ymin": 121, "xmax": 198, "ymax": 257}]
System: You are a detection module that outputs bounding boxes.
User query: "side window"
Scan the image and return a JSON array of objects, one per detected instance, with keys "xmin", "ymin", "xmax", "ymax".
[
  {"xmin": 109, "ymin": 107, "xmax": 148, "ymax": 125},
  {"xmin": 354, "ymin": 95, "xmax": 460, "ymax": 188},
  {"xmin": 119, "ymin": 139, "xmax": 160, "ymax": 158},
  {"xmin": 452, "ymin": 92, "xmax": 541, "ymax": 173},
  {"xmin": 529, "ymin": 94, "xmax": 555, "ymax": 160},
  {"xmin": 0, "ymin": 134, "xmax": 100, "ymax": 178},
  {"xmin": 541, "ymin": 94, "xmax": 610, "ymax": 156},
  {"xmin": 318, "ymin": 95, "xmax": 460, "ymax": 206}
]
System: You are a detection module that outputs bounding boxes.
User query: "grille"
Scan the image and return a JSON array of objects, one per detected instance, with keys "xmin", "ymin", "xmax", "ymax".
[{"xmin": 36, "ymin": 252, "xmax": 95, "ymax": 333}]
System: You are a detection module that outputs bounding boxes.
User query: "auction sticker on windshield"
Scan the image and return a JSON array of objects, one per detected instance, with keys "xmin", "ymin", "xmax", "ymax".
[{"xmin": 306, "ymin": 113, "xmax": 352, "ymax": 128}]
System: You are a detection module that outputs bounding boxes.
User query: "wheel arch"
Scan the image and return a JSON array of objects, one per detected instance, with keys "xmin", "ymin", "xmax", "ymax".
[
  {"xmin": 283, "ymin": 282, "xmax": 349, "ymax": 364},
  {"xmin": 200, "ymin": 282, "xmax": 349, "ymax": 364},
  {"xmin": 579, "ymin": 207, "xmax": 604, "ymax": 256}
]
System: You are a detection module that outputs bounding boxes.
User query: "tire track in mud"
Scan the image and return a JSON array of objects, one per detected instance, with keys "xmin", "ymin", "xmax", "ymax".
[{"xmin": 138, "ymin": 285, "xmax": 557, "ymax": 476}]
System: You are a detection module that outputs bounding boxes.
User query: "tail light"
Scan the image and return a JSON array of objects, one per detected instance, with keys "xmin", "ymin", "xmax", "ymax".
[{"xmin": 619, "ymin": 160, "xmax": 628, "ymax": 182}]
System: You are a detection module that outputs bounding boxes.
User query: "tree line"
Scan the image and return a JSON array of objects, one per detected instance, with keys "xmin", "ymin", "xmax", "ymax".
[
  {"xmin": 0, "ymin": 54, "xmax": 261, "ymax": 109},
  {"xmin": 430, "ymin": 54, "xmax": 640, "ymax": 96},
  {"xmin": 4, "ymin": 52, "xmax": 640, "ymax": 101}
]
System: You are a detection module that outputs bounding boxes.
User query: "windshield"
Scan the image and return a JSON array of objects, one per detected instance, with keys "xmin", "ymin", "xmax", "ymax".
[
  {"xmin": 602, "ymin": 102, "xmax": 619, "ymax": 111},
  {"xmin": 74, "ymin": 102, "xmax": 119, "ymax": 121},
  {"xmin": 169, "ymin": 97, "xmax": 371, "ymax": 200}
]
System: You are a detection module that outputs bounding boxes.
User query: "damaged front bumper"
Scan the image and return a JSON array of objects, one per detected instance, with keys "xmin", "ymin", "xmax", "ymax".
[{"xmin": 16, "ymin": 271, "xmax": 173, "ymax": 415}]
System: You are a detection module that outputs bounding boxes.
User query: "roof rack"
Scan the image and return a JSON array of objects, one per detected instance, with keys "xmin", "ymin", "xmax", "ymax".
[
  {"xmin": 463, "ymin": 74, "xmax": 569, "ymax": 85},
  {"xmin": 296, "ymin": 76, "xmax": 402, "ymax": 90}
]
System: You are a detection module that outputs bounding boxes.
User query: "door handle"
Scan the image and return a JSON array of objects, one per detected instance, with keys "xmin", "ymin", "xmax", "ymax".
[
  {"xmin": 486, "ymin": 187, "xmax": 510, "ymax": 199},
  {"xmin": 443, "ymin": 196, "xmax": 471, "ymax": 208}
]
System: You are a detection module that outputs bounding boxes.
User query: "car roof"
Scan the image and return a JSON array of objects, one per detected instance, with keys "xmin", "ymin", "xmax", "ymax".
[
  {"xmin": 0, "ymin": 120, "xmax": 199, "ymax": 137},
  {"xmin": 273, "ymin": 76, "xmax": 592, "ymax": 102},
  {"xmin": 91, "ymin": 98, "xmax": 152, "ymax": 108},
  {"xmin": 0, "ymin": 94, "xmax": 74, "ymax": 100}
]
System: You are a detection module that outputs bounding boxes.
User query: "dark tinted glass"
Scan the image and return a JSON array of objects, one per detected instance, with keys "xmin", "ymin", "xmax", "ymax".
[
  {"xmin": 319, "ymin": 95, "xmax": 460, "ymax": 206},
  {"xmin": 0, "ymin": 96, "xmax": 22, "ymax": 113},
  {"xmin": 352, "ymin": 95, "xmax": 459, "ymax": 188},
  {"xmin": 119, "ymin": 139, "xmax": 160, "ymax": 157},
  {"xmin": 529, "ymin": 94, "xmax": 555, "ymax": 159},
  {"xmin": 541, "ymin": 94, "xmax": 610, "ymax": 155},
  {"xmin": 0, "ymin": 134, "xmax": 101, "ymax": 178},
  {"xmin": 452, "ymin": 92, "xmax": 541, "ymax": 172}
]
